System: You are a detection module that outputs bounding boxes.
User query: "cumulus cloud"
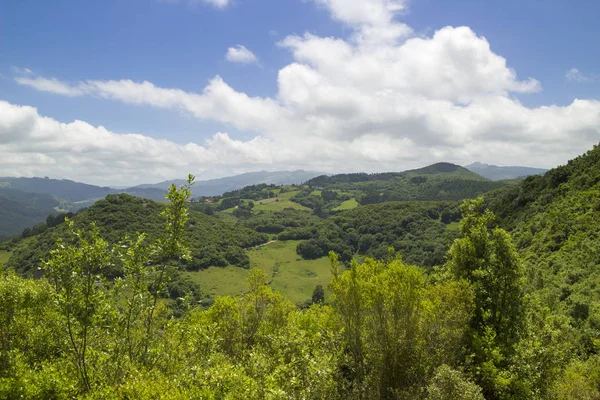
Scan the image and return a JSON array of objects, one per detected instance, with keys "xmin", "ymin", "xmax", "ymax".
[
  {"xmin": 8, "ymin": 0, "xmax": 600, "ymax": 184},
  {"xmin": 225, "ymin": 45, "xmax": 259, "ymax": 64},
  {"xmin": 0, "ymin": 100, "xmax": 279, "ymax": 186},
  {"xmin": 566, "ymin": 68, "xmax": 598, "ymax": 83}
]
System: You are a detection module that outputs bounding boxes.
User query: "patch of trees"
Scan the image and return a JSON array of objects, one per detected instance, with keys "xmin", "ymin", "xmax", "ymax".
[
  {"xmin": 485, "ymin": 142, "xmax": 600, "ymax": 354},
  {"xmin": 296, "ymin": 201, "xmax": 462, "ymax": 266},
  {"xmin": 243, "ymin": 208, "xmax": 321, "ymax": 235}
]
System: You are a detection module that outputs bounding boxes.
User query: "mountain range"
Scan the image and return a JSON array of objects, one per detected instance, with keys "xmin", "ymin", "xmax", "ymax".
[{"xmin": 465, "ymin": 162, "xmax": 548, "ymax": 181}]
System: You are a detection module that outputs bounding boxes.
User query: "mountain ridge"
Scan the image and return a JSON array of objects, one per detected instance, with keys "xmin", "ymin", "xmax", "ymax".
[{"xmin": 465, "ymin": 162, "xmax": 547, "ymax": 181}]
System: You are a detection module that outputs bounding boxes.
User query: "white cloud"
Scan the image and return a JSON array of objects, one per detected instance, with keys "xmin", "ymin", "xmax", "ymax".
[
  {"xmin": 8, "ymin": 0, "xmax": 600, "ymax": 184},
  {"xmin": 566, "ymin": 67, "xmax": 598, "ymax": 83},
  {"xmin": 225, "ymin": 45, "xmax": 259, "ymax": 64},
  {"xmin": 15, "ymin": 76, "xmax": 85, "ymax": 97}
]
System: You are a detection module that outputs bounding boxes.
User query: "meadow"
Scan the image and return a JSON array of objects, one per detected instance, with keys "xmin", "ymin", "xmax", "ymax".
[{"xmin": 185, "ymin": 240, "xmax": 332, "ymax": 304}]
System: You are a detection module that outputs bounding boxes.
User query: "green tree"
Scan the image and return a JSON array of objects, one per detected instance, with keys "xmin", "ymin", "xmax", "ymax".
[
  {"xmin": 426, "ymin": 365, "xmax": 484, "ymax": 400},
  {"xmin": 311, "ymin": 284, "xmax": 325, "ymax": 304},
  {"xmin": 329, "ymin": 252, "xmax": 473, "ymax": 399},
  {"xmin": 447, "ymin": 197, "xmax": 526, "ymax": 398}
]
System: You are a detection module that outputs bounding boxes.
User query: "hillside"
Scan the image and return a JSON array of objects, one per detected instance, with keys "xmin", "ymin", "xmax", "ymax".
[
  {"xmin": 0, "ymin": 177, "xmax": 113, "ymax": 201},
  {"xmin": 304, "ymin": 163, "xmax": 506, "ymax": 206},
  {"xmin": 0, "ymin": 196, "xmax": 56, "ymax": 237},
  {"xmin": 466, "ymin": 162, "xmax": 547, "ymax": 180},
  {"xmin": 487, "ymin": 143, "xmax": 600, "ymax": 348},
  {"xmin": 6, "ymin": 193, "xmax": 268, "ymax": 275},
  {"xmin": 0, "ymin": 187, "xmax": 67, "ymax": 237}
]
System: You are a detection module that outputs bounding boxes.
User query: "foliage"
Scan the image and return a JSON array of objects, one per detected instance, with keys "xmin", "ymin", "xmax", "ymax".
[
  {"xmin": 296, "ymin": 201, "xmax": 461, "ymax": 266},
  {"xmin": 329, "ymin": 252, "xmax": 474, "ymax": 398},
  {"xmin": 446, "ymin": 198, "xmax": 526, "ymax": 398},
  {"xmin": 425, "ymin": 364, "xmax": 484, "ymax": 400},
  {"xmin": 7, "ymin": 191, "xmax": 267, "ymax": 275}
]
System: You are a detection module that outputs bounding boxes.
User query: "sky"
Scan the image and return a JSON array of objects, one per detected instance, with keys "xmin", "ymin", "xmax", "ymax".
[{"xmin": 1, "ymin": 0, "xmax": 599, "ymax": 186}]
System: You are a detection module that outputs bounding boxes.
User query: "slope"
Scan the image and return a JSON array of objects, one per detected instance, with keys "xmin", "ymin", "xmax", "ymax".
[
  {"xmin": 7, "ymin": 193, "xmax": 268, "ymax": 276},
  {"xmin": 486, "ymin": 143, "xmax": 600, "ymax": 350},
  {"xmin": 304, "ymin": 163, "xmax": 506, "ymax": 205}
]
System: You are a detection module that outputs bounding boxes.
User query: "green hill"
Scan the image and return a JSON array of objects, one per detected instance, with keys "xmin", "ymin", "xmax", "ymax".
[
  {"xmin": 303, "ymin": 163, "xmax": 506, "ymax": 206},
  {"xmin": 487, "ymin": 143, "xmax": 600, "ymax": 349},
  {"xmin": 6, "ymin": 193, "xmax": 268, "ymax": 275}
]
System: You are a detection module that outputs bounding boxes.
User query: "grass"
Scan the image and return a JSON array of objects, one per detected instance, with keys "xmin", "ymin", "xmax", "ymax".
[
  {"xmin": 252, "ymin": 191, "xmax": 310, "ymax": 212},
  {"xmin": 333, "ymin": 198, "xmax": 359, "ymax": 211},
  {"xmin": 185, "ymin": 240, "xmax": 332, "ymax": 304},
  {"xmin": 0, "ymin": 251, "xmax": 12, "ymax": 265},
  {"xmin": 445, "ymin": 221, "xmax": 460, "ymax": 231}
]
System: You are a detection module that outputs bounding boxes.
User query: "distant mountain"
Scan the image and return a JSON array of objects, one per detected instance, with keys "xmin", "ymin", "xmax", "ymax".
[
  {"xmin": 465, "ymin": 162, "xmax": 547, "ymax": 181},
  {"xmin": 135, "ymin": 170, "xmax": 324, "ymax": 197},
  {"xmin": 0, "ymin": 193, "xmax": 58, "ymax": 237},
  {"xmin": 306, "ymin": 163, "xmax": 488, "ymax": 187},
  {"xmin": 0, "ymin": 177, "xmax": 113, "ymax": 202},
  {"xmin": 0, "ymin": 177, "xmax": 170, "ymax": 237}
]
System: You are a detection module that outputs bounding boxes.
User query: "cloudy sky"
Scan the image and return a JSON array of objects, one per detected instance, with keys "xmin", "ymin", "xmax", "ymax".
[{"xmin": 1, "ymin": 0, "xmax": 599, "ymax": 186}]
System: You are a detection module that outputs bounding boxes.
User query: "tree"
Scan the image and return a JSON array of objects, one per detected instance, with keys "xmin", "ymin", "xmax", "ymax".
[
  {"xmin": 446, "ymin": 197, "xmax": 525, "ymax": 398},
  {"xmin": 311, "ymin": 284, "xmax": 325, "ymax": 304},
  {"xmin": 329, "ymin": 252, "xmax": 473, "ymax": 399},
  {"xmin": 426, "ymin": 365, "xmax": 484, "ymax": 400}
]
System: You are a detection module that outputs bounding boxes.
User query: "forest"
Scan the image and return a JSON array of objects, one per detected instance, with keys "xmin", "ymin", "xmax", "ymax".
[{"xmin": 1, "ymin": 144, "xmax": 600, "ymax": 399}]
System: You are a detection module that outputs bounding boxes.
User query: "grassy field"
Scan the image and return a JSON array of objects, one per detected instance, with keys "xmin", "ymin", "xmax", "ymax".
[
  {"xmin": 333, "ymin": 198, "xmax": 359, "ymax": 211},
  {"xmin": 221, "ymin": 190, "xmax": 310, "ymax": 213},
  {"xmin": 185, "ymin": 240, "xmax": 332, "ymax": 304},
  {"xmin": 0, "ymin": 251, "xmax": 12, "ymax": 265}
]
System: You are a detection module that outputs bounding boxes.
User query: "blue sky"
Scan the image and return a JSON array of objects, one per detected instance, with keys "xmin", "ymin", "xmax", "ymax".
[{"xmin": 1, "ymin": 0, "xmax": 599, "ymax": 185}]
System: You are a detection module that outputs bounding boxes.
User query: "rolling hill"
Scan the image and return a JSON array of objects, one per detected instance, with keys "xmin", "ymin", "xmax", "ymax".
[
  {"xmin": 304, "ymin": 163, "xmax": 508, "ymax": 205},
  {"xmin": 5, "ymin": 193, "xmax": 268, "ymax": 275}
]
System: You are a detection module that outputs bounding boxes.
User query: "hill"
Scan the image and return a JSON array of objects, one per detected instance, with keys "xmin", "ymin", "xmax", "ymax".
[
  {"xmin": 486, "ymin": 143, "xmax": 600, "ymax": 349},
  {"xmin": 5, "ymin": 193, "xmax": 268, "ymax": 276},
  {"xmin": 304, "ymin": 163, "xmax": 506, "ymax": 206},
  {"xmin": 135, "ymin": 170, "xmax": 324, "ymax": 196},
  {"xmin": 466, "ymin": 162, "xmax": 547, "ymax": 181}
]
